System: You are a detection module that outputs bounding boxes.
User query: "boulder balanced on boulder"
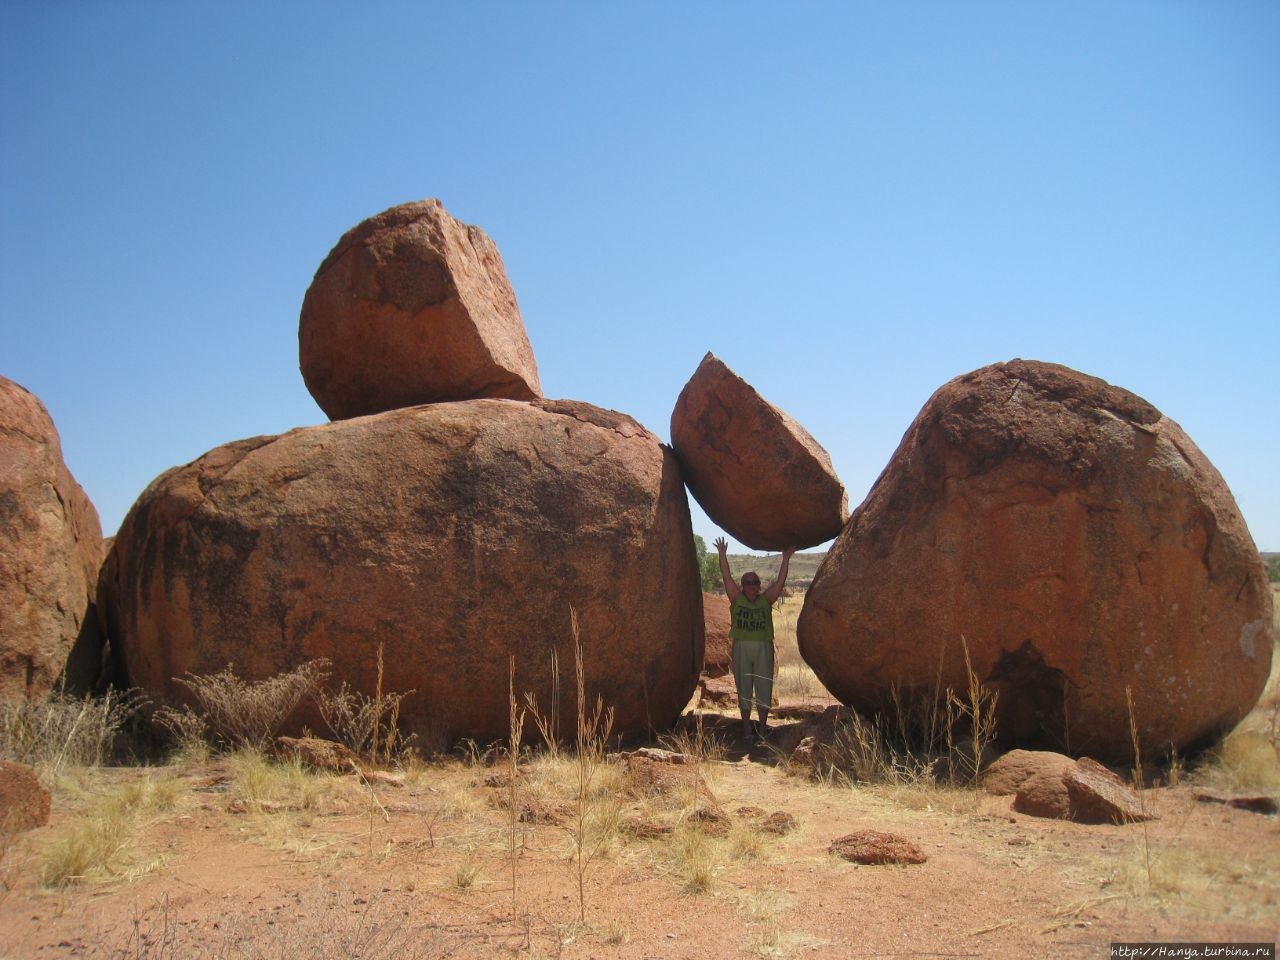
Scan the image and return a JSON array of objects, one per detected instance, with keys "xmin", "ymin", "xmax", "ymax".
[
  {"xmin": 101, "ymin": 398, "xmax": 703, "ymax": 744},
  {"xmin": 0, "ymin": 376, "xmax": 104, "ymax": 702},
  {"xmin": 671, "ymin": 353, "xmax": 847, "ymax": 550},
  {"xmin": 299, "ymin": 199, "xmax": 542, "ymax": 421},
  {"xmin": 797, "ymin": 359, "xmax": 1274, "ymax": 762}
]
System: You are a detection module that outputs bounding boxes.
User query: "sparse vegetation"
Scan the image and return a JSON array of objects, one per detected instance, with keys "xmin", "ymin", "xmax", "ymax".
[
  {"xmin": 1, "ymin": 687, "xmax": 145, "ymax": 774},
  {"xmin": 315, "ymin": 644, "xmax": 415, "ymax": 764},
  {"xmin": 39, "ymin": 773, "xmax": 181, "ymax": 888},
  {"xmin": 795, "ymin": 635, "xmax": 1000, "ymax": 789},
  {"xmin": 3, "ymin": 616, "xmax": 1276, "ymax": 956},
  {"xmin": 161, "ymin": 660, "xmax": 329, "ymax": 751}
]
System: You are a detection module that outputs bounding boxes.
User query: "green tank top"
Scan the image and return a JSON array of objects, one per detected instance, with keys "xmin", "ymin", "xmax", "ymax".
[{"xmin": 730, "ymin": 594, "xmax": 774, "ymax": 642}]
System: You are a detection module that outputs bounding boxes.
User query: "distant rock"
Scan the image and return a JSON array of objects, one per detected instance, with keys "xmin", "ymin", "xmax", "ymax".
[
  {"xmin": 670, "ymin": 353, "xmax": 846, "ymax": 550},
  {"xmin": 101, "ymin": 398, "xmax": 702, "ymax": 744},
  {"xmin": 0, "ymin": 377, "xmax": 104, "ymax": 703},
  {"xmin": 701, "ymin": 591, "xmax": 732, "ymax": 677},
  {"xmin": 299, "ymin": 199, "xmax": 542, "ymax": 420},
  {"xmin": 799, "ymin": 360, "xmax": 1274, "ymax": 762}
]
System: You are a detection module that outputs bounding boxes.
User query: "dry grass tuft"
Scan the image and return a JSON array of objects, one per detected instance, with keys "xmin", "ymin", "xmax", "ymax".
[
  {"xmin": 0, "ymin": 688, "xmax": 145, "ymax": 774},
  {"xmin": 39, "ymin": 772, "xmax": 182, "ymax": 888},
  {"xmin": 1200, "ymin": 730, "xmax": 1280, "ymax": 792}
]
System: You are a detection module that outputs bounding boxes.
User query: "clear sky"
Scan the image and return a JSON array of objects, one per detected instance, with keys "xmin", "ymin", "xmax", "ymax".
[{"xmin": 3, "ymin": 2, "xmax": 1277, "ymax": 553}]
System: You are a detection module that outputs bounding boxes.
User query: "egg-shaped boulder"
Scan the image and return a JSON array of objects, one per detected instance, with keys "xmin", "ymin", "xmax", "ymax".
[
  {"xmin": 798, "ymin": 360, "xmax": 1273, "ymax": 762},
  {"xmin": 101, "ymin": 399, "xmax": 702, "ymax": 743}
]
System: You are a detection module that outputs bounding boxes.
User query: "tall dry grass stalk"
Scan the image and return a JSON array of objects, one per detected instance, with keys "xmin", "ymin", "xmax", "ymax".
[
  {"xmin": 315, "ymin": 644, "xmax": 415, "ymax": 765},
  {"xmin": 524, "ymin": 646, "xmax": 561, "ymax": 757},
  {"xmin": 507, "ymin": 654, "xmax": 526, "ymax": 918},
  {"xmin": 943, "ymin": 636, "xmax": 999, "ymax": 782},
  {"xmin": 569, "ymin": 605, "xmax": 615, "ymax": 924}
]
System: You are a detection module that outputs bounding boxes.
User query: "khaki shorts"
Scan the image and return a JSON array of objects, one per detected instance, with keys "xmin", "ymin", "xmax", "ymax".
[{"xmin": 732, "ymin": 639, "xmax": 774, "ymax": 714}]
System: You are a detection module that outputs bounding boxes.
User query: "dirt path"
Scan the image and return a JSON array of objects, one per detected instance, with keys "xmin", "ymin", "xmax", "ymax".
[{"xmin": 3, "ymin": 709, "xmax": 1277, "ymax": 960}]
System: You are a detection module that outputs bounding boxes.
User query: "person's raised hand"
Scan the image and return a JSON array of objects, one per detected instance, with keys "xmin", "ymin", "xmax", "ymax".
[{"xmin": 713, "ymin": 536, "xmax": 728, "ymax": 555}]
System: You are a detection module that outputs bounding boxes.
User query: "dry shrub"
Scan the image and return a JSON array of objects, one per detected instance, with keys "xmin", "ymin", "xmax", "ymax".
[
  {"xmin": 0, "ymin": 688, "xmax": 145, "ymax": 773},
  {"xmin": 812, "ymin": 710, "xmax": 935, "ymax": 787},
  {"xmin": 658, "ymin": 713, "xmax": 727, "ymax": 765},
  {"xmin": 160, "ymin": 660, "xmax": 329, "ymax": 750},
  {"xmin": 316, "ymin": 681, "xmax": 415, "ymax": 764}
]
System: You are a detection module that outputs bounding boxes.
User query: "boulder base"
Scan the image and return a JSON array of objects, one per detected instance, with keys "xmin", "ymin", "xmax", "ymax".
[
  {"xmin": 299, "ymin": 199, "xmax": 542, "ymax": 420},
  {"xmin": 671, "ymin": 353, "xmax": 846, "ymax": 550},
  {"xmin": 102, "ymin": 399, "xmax": 701, "ymax": 744},
  {"xmin": 799, "ymin": 360, "xmax": 1273, "ymax": 762}
]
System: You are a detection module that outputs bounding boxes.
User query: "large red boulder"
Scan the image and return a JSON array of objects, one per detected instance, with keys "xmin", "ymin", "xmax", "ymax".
[
  {"xmin": 100, "ymin": 399, "xmax": 702, "ymax": 744},
  {"xmin": 299, "ymin": 200, "xmax": 542, "ymax": 421},
  {"xmin": 798, "ymin": 360, "xmax": 1273, "ymax": 762},
  {"xmin": 670, "ymin": 353, "xmax": 847, "ymax": 550},
  {"xmin": 0, "ymin": 377, "xmax": 104, "ymax": 702}
]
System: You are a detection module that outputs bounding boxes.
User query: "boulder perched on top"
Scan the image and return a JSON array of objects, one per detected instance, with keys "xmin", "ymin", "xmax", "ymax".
[
  {"xmin": 0, "ymin": 377, "xmax": 104, "ymax": 703},
  {"xmin": 798, "ymin": 360, "xmax": 1273, "ymax": 763},
  {"xmin": 299, "ymin": 200, "xmax": 542, "ymax": 420},
  {"xmin": 670, "ymin": 353, "xmax": 847, "ymax": 550},
  {"xmin": 100, "ymin": 399, "xmax": 702, "ymax": 744}
]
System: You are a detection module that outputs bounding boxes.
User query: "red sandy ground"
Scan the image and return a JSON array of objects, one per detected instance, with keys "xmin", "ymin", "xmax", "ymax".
[{"xmin": 1, "ymin": 695, "xmax": 1277, "ymax": 960}]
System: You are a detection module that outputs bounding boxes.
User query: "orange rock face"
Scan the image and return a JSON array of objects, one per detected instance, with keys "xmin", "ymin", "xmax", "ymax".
[
  {"xmin": 670, "ymin": 353, "xmax": 846, "ymax": 550},
  {"xmin": 299, "ymin": 200, "xmax": 542, "ymax": 420},
  {"xmin": 798, "ymin": 360, "xmax": 1274, "ymax": 762},
  {"xmin": 0, "ymin": 377, "xmax": 104, "ymax": 703},
  {"xmin": 101, "ymin": 399, "xmax": 702, "ymax": 744},
  {"xmin": 701, "ymin": 591, "xmax": 732, "ymax": 677}
]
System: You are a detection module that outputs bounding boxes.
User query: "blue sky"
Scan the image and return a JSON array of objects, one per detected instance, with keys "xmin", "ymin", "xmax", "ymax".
[{"xmin": 2, "ymin": 2, "xmax": 1277, "ymax": 552}]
